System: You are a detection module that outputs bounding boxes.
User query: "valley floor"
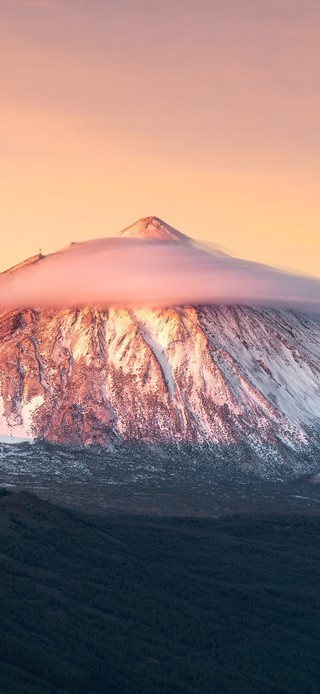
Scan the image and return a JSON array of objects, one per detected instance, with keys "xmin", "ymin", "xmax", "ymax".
[{"xmin": 0, "ymin": 489, "xmax": 320, "ymax": 693}]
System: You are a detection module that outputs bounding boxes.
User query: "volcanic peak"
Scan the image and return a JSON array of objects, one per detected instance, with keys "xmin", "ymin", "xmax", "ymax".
[{"xmin": 118, "ymin": 216, "xmax": 189, "ymax": 243}]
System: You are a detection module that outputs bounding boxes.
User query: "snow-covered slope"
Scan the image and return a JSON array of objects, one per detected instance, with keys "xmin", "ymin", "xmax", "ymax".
[{"xmin": 0, "ymin": 217, "xmax": 319, "ymax": 476}]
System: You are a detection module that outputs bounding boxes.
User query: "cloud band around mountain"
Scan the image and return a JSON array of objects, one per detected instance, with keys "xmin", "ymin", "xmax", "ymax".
[{"xmin": 0, "ymin": 235, "xmax": 319, "ymax": 314}]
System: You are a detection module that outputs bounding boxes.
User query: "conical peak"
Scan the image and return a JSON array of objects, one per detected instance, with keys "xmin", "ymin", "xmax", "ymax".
[{"xmin": 118, "ymin": 216, "xmax": 189, "ymax": 243}]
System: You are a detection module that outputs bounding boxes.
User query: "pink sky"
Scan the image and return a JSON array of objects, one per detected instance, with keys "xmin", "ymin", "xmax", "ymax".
[{"xmin": 0, "ymin": 0, "xmax": 319, "ymax": 276}]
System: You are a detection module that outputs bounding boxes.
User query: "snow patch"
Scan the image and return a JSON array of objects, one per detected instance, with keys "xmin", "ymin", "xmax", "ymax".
[{"xmin": 0, "ymin": 395, "xmax": 44, "ymax": 442}]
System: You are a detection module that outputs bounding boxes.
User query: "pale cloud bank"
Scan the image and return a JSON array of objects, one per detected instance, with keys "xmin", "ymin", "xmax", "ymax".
[
  {"xmin": 11, "ymin": 0, "xmax": 61, "ymax": 8},
  {"xmin": 0, "ymin": 225, "xmax": 319, "ymax": 314}
]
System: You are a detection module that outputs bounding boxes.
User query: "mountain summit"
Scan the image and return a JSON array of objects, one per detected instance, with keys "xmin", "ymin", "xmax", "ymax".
[{"xmin": 118, "ymin": 216, "xmax": 190, "ymax": 242}]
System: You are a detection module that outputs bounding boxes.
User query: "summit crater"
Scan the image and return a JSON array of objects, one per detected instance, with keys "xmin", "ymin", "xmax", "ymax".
[{"xmin": 118, "ymin": 216, "xmax": 190, "ymax": 242}]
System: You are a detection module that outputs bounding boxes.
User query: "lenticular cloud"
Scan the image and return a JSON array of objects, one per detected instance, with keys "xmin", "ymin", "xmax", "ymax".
[{"xmin": 0, "ymin": 218, "xmax": 319, "ymax": 313}]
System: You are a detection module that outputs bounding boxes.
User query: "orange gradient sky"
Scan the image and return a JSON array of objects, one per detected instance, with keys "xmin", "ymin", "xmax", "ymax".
[{"xmin": 1, "ymin": 0, "xmax": 320, "ymax": 276}]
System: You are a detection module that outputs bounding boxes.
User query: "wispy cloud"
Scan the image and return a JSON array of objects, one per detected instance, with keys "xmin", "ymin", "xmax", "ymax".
[
  {"xmin": 0, "ymin": 235, "xmax": 319, "ymax": 314},
  {"xmin": 14, "ymin": 0, "xmax": 61, "ymax": 8}
]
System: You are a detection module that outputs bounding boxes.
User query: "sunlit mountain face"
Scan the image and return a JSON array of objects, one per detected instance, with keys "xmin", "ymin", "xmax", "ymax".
[{"xmin": 0, "ymin": 217, "xmax": 319, "ymax": 478}]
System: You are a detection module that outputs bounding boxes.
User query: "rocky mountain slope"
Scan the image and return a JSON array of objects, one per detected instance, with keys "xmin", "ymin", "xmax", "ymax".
[{"xmin": 0, "ymin": 217, "xmax": 319, "ymax": 475}]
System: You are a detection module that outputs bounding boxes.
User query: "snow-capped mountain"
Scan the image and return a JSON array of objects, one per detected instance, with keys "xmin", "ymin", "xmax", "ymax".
[{"xmin": 0, "ymin": 217, "xmax": 319, "ymax": 476}]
